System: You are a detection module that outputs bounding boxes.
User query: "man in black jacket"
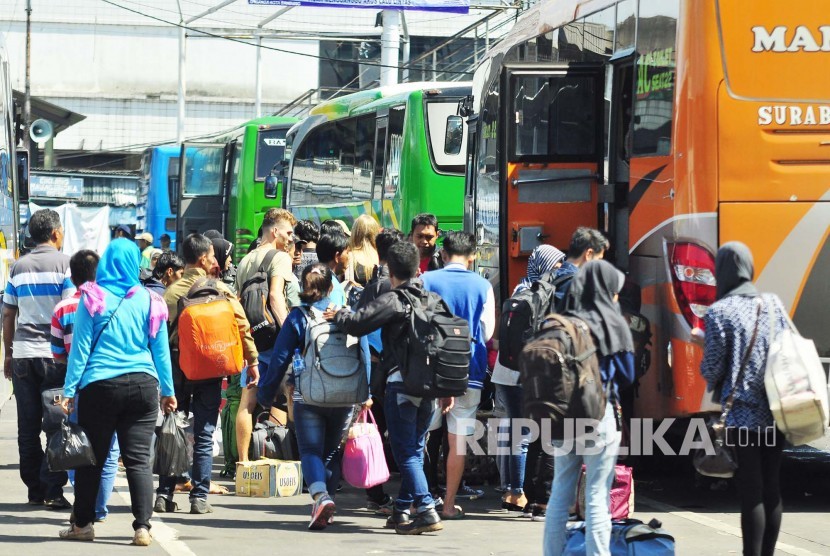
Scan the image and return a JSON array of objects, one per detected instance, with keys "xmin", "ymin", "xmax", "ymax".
[{"xmin": 326, "ymin": 242, "xmax": 452, "ymax": 535}]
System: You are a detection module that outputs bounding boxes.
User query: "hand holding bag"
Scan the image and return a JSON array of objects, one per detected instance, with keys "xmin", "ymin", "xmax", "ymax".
[
  {"xmin": 693, "ymin": 299, "xmax": 762, "ymax": 478},
  {"xmin": 46, "ymin": 420, "xmax": 97, "ymax": 472},
  {"xmin": 341, "ymin": 408, "xmax": 390, "ymax": 489}
]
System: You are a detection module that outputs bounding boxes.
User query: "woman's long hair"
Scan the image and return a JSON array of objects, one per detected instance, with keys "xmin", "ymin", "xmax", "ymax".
[{"xmin": 299, "ymin": 263, "xmax": 334, "ymax": 304}]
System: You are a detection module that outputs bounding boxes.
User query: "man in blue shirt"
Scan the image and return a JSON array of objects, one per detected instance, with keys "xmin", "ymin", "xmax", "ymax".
[
  {"xmin": 421, "ymin": 231, "xmax": 495, "ymax": 520},
  {"xmin": 552, "ymin": 227, "xmax": 609, "ymax": 312}
]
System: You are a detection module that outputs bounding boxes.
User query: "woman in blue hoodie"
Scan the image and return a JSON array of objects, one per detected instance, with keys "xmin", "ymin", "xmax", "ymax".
[{"xmin": 59, "ymin": 239, "xmax": 176, "ymax": 547}]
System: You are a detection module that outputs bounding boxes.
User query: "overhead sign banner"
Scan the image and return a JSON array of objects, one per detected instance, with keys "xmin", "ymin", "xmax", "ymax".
[
  {"xmin": 29, "ymin": 175, "xmax": 84, "ymax": 199},
  {"xmin": 249, "ymin": 0, "xmax": 469, "ymax": 13}
]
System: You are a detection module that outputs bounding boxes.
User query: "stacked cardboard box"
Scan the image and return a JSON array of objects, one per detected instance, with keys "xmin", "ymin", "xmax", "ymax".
[{"xmin": 235, "ymin": 459, "xmax": 303, "ymax": 498}]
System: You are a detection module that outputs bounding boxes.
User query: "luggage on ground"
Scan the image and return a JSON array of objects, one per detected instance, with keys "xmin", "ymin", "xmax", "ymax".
[
  {"xmin": 153, "ymin": 411, "xmax": 190, "ymax": 477},
  {"xmin": 575, "ymin": 464, "xmax": 634, "ymax": 520},
  {"xmin": 519, "ymin": 314, "xmax": 604, "ymax": 439},
  {"xmin": 564, "ymin": 518, "xmax": 675, "ymax": 556},
  {"xmin": 177, "ymin": 279, "xmax": 244, "ymax": 381},
  {"xmin": 341, "ymin": 408, "xmax": 390, "ymax": 489},
  {"xmin": 393, "ymin": 289, "xmax": 471, "ymax": 398},
  {"xmin": 238, "ymin": 250, "xmax": 280, "ymax": 351},
  {"xmin": 250, "ymin": 416, "xmax": 296, "ymax": 461},
  {"xmin": 47, "ymin": 420, "xmax": 97, "ymax": 472},
  {"xmin": 297, "ymin": 306, "xmax": 368, "ymax": 407}
]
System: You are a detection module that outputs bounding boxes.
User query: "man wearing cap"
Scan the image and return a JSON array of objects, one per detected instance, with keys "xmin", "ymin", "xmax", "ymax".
[
  {"xmin": 136, "ymin": 232, "xmax": 155, "ymax": 270},
  {"xmin": 114, "ymin": 224, "xmax": 133, "ymax": 240}
]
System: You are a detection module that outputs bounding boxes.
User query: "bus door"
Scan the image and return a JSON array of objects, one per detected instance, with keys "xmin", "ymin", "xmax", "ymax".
[
  {"xmin": 176, "ymin": 142, "xmax": 227, "ymax": 245},
  {"xmin": 501, "ymin": 63, "xmax": 605, "ymax": 296}
]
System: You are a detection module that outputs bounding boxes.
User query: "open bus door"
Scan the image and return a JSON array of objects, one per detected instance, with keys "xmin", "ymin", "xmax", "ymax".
[
  {"xmin": 500, "ymin": 63, "xmax": 605, "ymax": 297},
  {"xmin": 176, "ymin": 142, "xmax": 227, "ymax": 247}
]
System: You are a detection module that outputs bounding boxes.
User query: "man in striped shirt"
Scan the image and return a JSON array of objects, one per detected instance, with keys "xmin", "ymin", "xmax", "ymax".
[{"xmin": 2, "ymin": 209, "xmax": 75, "ymax": 508}]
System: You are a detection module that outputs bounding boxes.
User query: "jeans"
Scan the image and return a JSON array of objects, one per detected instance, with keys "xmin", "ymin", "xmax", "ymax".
[
  {"xmin": 384, "ymin": 382, "xmax": 437, "ymax": 514},
  {"xmin": 293, "ymin": 401, "xmax": 353, "ymax": 498},
  {"xmin": 158, "ymin": 378, "xmax": 222, "ymax": 501},
  {"xmin": 495, "ymin": 384, "xmax": 530, "ymax": 495},
  {"xmin": 69, "ymin": 404, "xmax": 120, "ymax": 520},
  {"xmin": 11, "ymin": 357, "xmax": 68, "ymax": 501},
  {"xmin": 75, "ymin": 373, "xmax": 159, "ymax": 531},
  {"xmin": 544, "ymin": 402, "xmax": 620, "ymax": 556}
]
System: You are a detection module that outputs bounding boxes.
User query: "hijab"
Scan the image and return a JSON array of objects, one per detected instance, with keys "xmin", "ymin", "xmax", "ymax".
[
  {"xmin": 519, "ymin": 245, "xmax": 566, "ymax": 289},
  {"xmin": 212, "ymin": 237, "xmax": 234, "ymax": 272},
  {"xmin": 715, "ymin": 241, "xmax": 758, "ymax": 301},
  {"xmin": 565, "ymin": 260, "xmax": 634, "ymax": 357}
]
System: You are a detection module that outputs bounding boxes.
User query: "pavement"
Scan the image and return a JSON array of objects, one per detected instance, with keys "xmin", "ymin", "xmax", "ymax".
[{"xmin": 1, "ymin": 394, "xmax": 829, "ymax": 555}]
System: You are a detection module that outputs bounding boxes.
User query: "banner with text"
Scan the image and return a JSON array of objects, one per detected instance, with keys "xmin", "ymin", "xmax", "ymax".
[{"xmin": 249, "ymin": 0, "xmax": 469, "ymax": 13}]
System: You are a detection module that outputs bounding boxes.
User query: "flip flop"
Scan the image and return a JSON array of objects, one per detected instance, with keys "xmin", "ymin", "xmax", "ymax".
[{"xmin": 441, "ymin": 505, "xmax": 465, "ymax": 520}]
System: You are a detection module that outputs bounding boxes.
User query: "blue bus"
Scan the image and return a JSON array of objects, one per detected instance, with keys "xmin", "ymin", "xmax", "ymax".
[{"xmin": 137, "ymin": 145, "xmax": 179, "ymax": 250}]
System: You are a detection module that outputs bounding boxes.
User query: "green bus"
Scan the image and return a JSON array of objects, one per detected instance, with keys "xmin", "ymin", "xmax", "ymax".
[
  {"xmin": 173, "ymin": 116, "xmax": 297, "ymax": 260},
  {"xmin": 284, "ymin": 82, "xmax": 471, "ymax": 232}
]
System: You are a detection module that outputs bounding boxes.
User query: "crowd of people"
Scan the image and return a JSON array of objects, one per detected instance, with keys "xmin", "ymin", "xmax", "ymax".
[{"xmin": 2, "ymin": 207, "xmax": 786, "ymax": 555}]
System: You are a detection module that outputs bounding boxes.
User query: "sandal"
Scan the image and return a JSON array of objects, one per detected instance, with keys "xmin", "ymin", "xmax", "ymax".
[
  {"xmin": 441, "ymin": 505, "xmax": 465, "ymax": 520},
  {"xmin": 209, "ymin": 482, "xmax": 230, "ymax": 495}
]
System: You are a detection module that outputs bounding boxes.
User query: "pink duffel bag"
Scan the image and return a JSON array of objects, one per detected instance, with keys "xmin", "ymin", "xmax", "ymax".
[
  {"xmin": 575, "ymin": 464, "xmax": 634, "ymax": 520},
  {"xmin": 342, "ymin": 408, "xmax": 390, "ymax": 489}
]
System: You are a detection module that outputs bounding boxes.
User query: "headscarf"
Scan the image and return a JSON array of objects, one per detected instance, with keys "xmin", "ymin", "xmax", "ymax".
[
  {"xmin": 79, "ymin": 238, "xmax": 167, "ymax": 338},
  {"xmin": 715, "ymin": 241, "xmax": 758, "ymax": 301},
  {"xmin": 212, "ymin": 237, "xmax": 234, "ymax": 272},
  {"xmin": 519, "ymin": 245, "xmax": 566, "ymax": 289},
  {"xmin": 565, "ymin": 260, "xmax": 634, "ymax": 357}
]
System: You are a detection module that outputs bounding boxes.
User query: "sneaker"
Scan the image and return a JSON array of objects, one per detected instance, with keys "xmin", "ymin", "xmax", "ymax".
[
  {"xmin": 456, "ymin": 483, "xmax": 484, "ymax": 499},
  {"xmin": 189, "ymin": 499, "xmax": 214, "ymax": 514},
  {"xmin": 27, "ymin": 497, "xmax": 44, "ymax": 506},
  {"xmin": 45, "ymin": 496, "xmax": 72, "ymax": 510},
  {"xmin": 367, "ymin": 495, "xmax": 394, "ymax": 516},
  {"xmin": 132, "ymin": 527, "xmax": 152, "ymax": 546},
  {"xmin": 433, "ymin": 496, "xmax": 444, "ymax": 513},
  {"xmin": 154, "ymin": 496, "xmax": 178, "ymax": 513},
  {"xmin": 395, "ymin": 508, "xmax": 443, "ymax": 535},
  {"xmin": 385, "ymin": 510, "xmax": 411, "ymax": 530},
  {"xmin": 309, "ymin": 494, "xmax": 335, "ymax": 531},
  {"xmin": 59, "ymin": 523, "xmax": 94, "ymax": 542},
  {"xmin": 522, "ymin": 503, "xmax": 534, "ymax": 518},
  {"xmin": 531, "ymin": 506, "xmax": 547, "ymax": 522}
]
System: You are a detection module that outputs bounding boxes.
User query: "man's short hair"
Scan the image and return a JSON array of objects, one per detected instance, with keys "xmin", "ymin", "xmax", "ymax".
[
  {"xmin": 153, "ymin": 251, "xmax": 185, "ymax": 280},
  {"xmin": 567, "ymin": 227, "xmax": 609, "ymax": 259},
  {"xmin": 441, "ymin": 230, "xmax": 475, "ymax": 258},
  {"xmin": 69, "ymin": 250, "xmax": 100, "ymax": 288},
  {"xmin": 387, "ymin": 242, "xmax": 419, "ymax": 282},
  {"xmin": 319, "ymin": 220, "xmax": 347, "ymax": 238},
  {"xmin": 262, "ymin": 208, "xmax": 297, "ymax": 230},
  {"xmin": 410, "ymin": 213, "xmax": 438, "ymax": 234},
  {"xmin": 160, "ymin": 233, "xmax": 171, "ymax": 242},
  {"xmin": 182, "ymin": 234, "xmax": 212, "ymax": 265},
  {"xmin": 316, "ymin": 233, "xmax": 349, "ymax": 264},
  {"xmin": 295, "ymin": 219, "xmax": 320, "ymax": 243},
  {"xmin": 376, "ymin": 228, "xmax": 405, "ymax": 262},
  {"xmin": 28, "ymin": 209, "xmax": 61, "ymax": 244}
]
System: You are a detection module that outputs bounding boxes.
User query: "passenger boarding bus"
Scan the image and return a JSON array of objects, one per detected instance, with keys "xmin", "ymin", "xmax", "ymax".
[
  {"xmin": 285, "ymin": 82, "xmax": 471, "ymax": 231},
  {"xmin": 466, "ymin": 0, "xmax": 829, "ymax": 434},
  {"xmin": 0, "ymin": 37, "xmax": 22, "ymax": 410},
  {"xmin": 141, "ymin": 116, "xmax": 296, "ymax": 261}
]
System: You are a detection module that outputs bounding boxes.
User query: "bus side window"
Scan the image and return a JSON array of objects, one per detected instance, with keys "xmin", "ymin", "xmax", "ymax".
[{"xmin": 168, "ymin": 157, "xmax": 180, "ymax": 213}]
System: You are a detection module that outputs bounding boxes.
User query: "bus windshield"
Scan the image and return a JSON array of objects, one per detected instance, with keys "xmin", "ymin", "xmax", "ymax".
[{"xmin": 256, "ymin": 128, "xmax": 287, "ymax": 180}]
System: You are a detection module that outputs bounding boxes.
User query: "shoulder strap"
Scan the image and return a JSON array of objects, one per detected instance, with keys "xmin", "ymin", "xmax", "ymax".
[
  {"xmin": 81, "ymin": 293, "xmax": 129, "ymax": 378},
  {"xmin": 257, "ymin": 249, "xmax": 280, "ymax": 274},
  {"xmin": 720, "ymin": 298, "xmax": 763, "ymax": 426}
]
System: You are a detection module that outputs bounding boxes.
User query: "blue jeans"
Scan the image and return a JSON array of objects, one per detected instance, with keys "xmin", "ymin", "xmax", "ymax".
[
  {"xmin": 11, "ymin": 357, "xmax": 67, "ymax": 501},
  {"xmin": 544, "ymin": 402, "xmax": 620, "ymax": 556},
  {"xmin": 384, "ymin": 382, "xmax": 437, "ymax": 514},
  {"xmin": 158, "ymin": 379, "xmax": 222, "ymax": 501},
  {"xmin": 293, "ymin": 401, "xmax": 353, "ymax": 499},
  {"xmin": 69, "ymin": 406, "xmax": 120, "ymax": 520},
  {"xmin": 495, "ymin": 384, "xmax": 529, "ymax": 495}
]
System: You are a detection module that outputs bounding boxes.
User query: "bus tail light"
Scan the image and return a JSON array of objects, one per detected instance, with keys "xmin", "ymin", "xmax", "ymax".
[{"xmin": 669, "ymin": 243, "xmax": 716, "ymax": 330}]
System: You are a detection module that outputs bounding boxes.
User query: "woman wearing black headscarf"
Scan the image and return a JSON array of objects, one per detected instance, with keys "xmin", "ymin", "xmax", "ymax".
[
  {"xmin": 543, "ymin": 260, "xmax": 636, "ymax": 556},
  {"xmin": 699, "ymin": 242, "xmax": 788, "ymax": 556},
  {"xmin": 210, "ymin": 237, "xmax": 237, "ymax": 293}
]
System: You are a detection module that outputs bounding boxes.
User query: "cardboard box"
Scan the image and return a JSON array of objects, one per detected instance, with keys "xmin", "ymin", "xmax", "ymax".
[{"xmin": 235, "ymin": 459, "xmax": 303, "ymax": 498}]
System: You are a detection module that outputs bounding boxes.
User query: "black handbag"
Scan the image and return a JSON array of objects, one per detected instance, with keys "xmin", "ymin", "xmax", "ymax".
[
  {"xmin": 693, "ymin": 300, "xmax": 762, "ymax": 478},
  {"xmin": 41, "ymin": 386, "xmax": 66, "ymax": 435}
]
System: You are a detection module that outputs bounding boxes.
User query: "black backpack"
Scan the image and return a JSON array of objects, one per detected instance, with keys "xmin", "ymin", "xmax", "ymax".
[
  {"xmin": 238, "ymin": 250, "xmax": 280, "ymax": 351},
  {"xmin": 518, "ymin": 314, "xmax": 605, "ymax": 440},
  {"xmin": 393, "ymin": 289, "xmax": 471, "ymax": 398},
  {"xmin": 498, "ymin": 274, "xmax": 569, "ymax": 371}
]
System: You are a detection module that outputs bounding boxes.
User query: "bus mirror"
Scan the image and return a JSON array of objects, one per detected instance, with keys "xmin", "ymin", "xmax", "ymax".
[
  {"xmin": 264, "ymin": 174, "xmax": 279, "ymax": 199},
  {"xmin": 444, "ymin": 115, "xmax": 463, "ymax": 155},
  {"xmin": 16, "ymin": 150, "xmax": 29, "ymax": 201}
]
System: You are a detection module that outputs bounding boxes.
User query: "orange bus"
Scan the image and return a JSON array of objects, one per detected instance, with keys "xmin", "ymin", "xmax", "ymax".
[{"xmin": 465, "ymin": 0, "xmax": 830, "ymax": 428}]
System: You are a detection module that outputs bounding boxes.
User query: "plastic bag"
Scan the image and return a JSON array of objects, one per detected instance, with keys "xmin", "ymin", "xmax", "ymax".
[
  {"xmin": 46, "ymin": 420, "xmax": 97, "ymax": 472},
  {"xmin": 153, "ymin": 412, "xmax": 190, "ymax": 477}
]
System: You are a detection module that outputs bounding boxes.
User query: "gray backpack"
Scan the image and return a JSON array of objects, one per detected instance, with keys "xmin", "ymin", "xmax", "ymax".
[{"xmin": 297, "ymin": 307, "xmax": 368, "ymax": 407}]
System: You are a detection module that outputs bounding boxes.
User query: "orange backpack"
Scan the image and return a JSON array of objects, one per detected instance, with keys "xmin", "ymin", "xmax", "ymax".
[{"xmin": 176, "ymin": 279, "xmax": 243, "ymax": 381}]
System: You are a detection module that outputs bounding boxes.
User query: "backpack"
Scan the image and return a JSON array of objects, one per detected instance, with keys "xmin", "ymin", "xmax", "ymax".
[
  {"xmin": 238, "ymin": 249, "xmax": 280, "ymax": 351},
  {"xmin": 393, "ymin": 289, "xmax": 471, "ymax": 398},
  {"xmin": 518, "ymin": 314, "xmax": 604, "ymax": 439},
  {"xmin": 297, "ymin": 307, "xmax": 369, "ymax": 407},
  {"xmin": 177, "ymin": 279, "xmax": 244, "ymax": 381},
  {"xmin": 498, "ymin": 273, "xmax": 569, "ymax": 371},
  {"xmin": 763, "ymin": 298, "xmax": 829, "ymax": 446}
]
